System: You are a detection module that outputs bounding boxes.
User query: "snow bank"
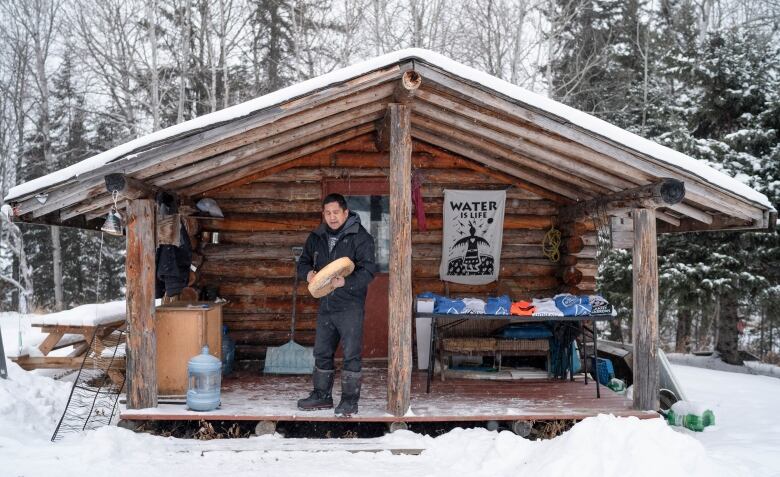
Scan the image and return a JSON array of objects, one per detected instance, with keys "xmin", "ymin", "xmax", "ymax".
[
  {"xmin": 0, "ymin": 369, "xmax": 738, "ymax": 477},
  {"xmin": 1, "ymin": 305, "xmax": 774, "ymax": 477},
  {"xmin": 0, "ymin": 360, "xmax": 71, "ymax": 445},
  {"xmin": 672, "ymin": 364, "xmax": 780, "ymax": 477},
  {"xmin": 5, "ymin": 48, "xmax": 771, "ymax": 211},
  {"xmin": 667, "ymin": 353, "xmax": 780, "ymax": 379}
]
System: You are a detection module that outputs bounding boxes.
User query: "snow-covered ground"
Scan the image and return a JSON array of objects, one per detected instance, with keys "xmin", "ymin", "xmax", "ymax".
[
  {"xmin": 1, "ymin": 359, "xmax": 778, "ymax": 477},
  {"xmin": 2, "ymin": 308, "xmax": 779, "ymax": 477}
]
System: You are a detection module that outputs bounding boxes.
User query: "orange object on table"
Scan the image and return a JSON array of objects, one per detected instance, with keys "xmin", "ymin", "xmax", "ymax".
[{"xmin": 510, "ymin": 300, "xmax": 535, "ymax": 316}]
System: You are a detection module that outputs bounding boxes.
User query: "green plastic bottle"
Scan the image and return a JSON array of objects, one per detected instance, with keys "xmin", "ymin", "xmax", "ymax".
[
  {"xmin": 666, "ymin": 402, "xmax": 715, "ymax": 432},
  {"xmin": 607, "ymin": 378, "xmax": 626, "ymax": 393}
]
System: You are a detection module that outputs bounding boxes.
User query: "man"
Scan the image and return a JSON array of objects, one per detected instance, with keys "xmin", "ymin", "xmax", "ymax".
[{"xmin": 296, "ymin": 193, "xmax": 376, "ymax": 416}]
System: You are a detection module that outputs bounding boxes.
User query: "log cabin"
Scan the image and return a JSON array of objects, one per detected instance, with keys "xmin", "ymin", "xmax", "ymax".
[{"xmin": 4, "ymin": 49, "xmax": 775, "ymax": 431}]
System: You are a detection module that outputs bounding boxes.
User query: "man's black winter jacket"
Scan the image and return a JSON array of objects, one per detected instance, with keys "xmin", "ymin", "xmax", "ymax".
[{"xmin": 297, "ymin": 212, "xmax": 377, "ymax": 314}]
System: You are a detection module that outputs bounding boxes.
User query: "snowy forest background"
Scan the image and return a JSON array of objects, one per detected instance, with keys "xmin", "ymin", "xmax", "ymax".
[{"xmin": 0, "ymin": 0, "xmax": 778, "ymax": 365}]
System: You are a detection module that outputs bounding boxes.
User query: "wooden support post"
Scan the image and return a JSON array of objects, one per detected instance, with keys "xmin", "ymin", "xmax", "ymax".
[
  {"xmin": 632, "ymin": 207, "xmax": 659, "ymax": 411},
  {"xmin": 126, "ymin": 199, "xmax": 158, "ymax": 409},
  {"xmin": 375, "ymin": 71, "xmax": 421, "ymax": 152},
  {"xmin": 387, "ymin": 103, "xmax": 412, "ymax": 417}
]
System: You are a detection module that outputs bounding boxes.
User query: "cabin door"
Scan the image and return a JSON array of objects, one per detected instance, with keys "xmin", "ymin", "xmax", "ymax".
[{"xmin": 323, "ymin": 180, "xmax": 390, "ymax": 359}]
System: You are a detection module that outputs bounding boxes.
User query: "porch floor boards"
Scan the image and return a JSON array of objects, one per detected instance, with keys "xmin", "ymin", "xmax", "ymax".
[{"xmin": 119, "ymin": 369, "xmax": 658, "ymax": 422}]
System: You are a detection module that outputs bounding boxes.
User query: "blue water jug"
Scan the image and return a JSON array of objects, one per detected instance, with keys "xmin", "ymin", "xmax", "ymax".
[
  {"xmin": 221, "ymin": 325, "xmax": 236, "ymax": 376},
  {"xmin": 186, "ymin": 346, "xmax": 222, "ymax": 411}
]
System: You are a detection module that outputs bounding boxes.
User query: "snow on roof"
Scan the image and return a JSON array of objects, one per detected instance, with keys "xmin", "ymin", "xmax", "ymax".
[{"xmin": 4, "ymin": 48, "xmax": 772, "ymax": 209}]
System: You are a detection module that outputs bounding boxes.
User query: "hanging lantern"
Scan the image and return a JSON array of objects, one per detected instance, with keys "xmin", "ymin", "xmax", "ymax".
[{"xmin": 101, "ymin": 207, "xmax": 123, "ymax": 236}]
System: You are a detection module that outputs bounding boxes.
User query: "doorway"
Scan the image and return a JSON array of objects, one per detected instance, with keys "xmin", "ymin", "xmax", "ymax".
[{"xmin": 323, "ymin": 179, "xmax": 390, "ymax": 359}]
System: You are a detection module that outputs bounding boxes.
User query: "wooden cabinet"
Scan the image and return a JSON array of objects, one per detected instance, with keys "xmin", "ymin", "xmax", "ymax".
[{"xmin": 156, "ymin": 303, "xmax": 223, "ymax": 396}]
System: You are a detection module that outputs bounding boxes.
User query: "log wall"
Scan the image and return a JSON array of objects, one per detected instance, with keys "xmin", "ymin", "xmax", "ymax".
[{"xmin": 197, "ymin": 135, "xmax": 597, "ymax": 361}]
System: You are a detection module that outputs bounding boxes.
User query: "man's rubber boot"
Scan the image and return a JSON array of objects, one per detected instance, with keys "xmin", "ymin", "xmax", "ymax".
[
  {"xmin": 335, "ymin": 370, "xmax": 361, "ymax": 417},
  {"xmin": 297, "ymin": 367, "xmax": 335, "ymax": 411}
]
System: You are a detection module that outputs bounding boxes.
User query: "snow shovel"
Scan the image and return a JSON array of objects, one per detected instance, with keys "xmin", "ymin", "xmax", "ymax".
[{"xmin": 264, "ymin": 246, "xmax": 315, "ymax": 374}]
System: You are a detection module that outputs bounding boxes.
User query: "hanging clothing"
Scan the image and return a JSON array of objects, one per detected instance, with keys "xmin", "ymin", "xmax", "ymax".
[
  {"xmin": 155, "ymin": 220, "xmax": 192, "ymax": 298},
  {"xmin": 411, "ymin": 171, "xmax": 427, "ymax": 232}
]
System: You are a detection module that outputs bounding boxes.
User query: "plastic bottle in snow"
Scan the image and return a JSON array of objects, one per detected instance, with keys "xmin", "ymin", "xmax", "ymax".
[
  {"xmin": 666, "ymin": 401, "xmax": 715, "ymax": 432},
  {"xmin": 607, "ymin": 378, "xmax": 626, "ymax": 393}
]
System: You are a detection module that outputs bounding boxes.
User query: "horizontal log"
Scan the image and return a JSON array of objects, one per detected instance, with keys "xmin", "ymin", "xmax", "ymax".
[
  {"xmin": 200, "ymin": 212, "xmax": 559, "ymax": 234},
  {"xmin": 254, "ymin": 167, "xmax": 506, "ymax": 185},
  {"xmin": 417, "ymin": 215, "xmax": 553, "ymax": 231},
  {"xmin": 576, "ymin": 259, "xmax": 598, "ymax": 276},
  {"xmin": 412, "ymin": 229, "xmax": 550, "ymax": 245},
  {"xmin": 572, "ymin": 246, "xmax": 598, "ymax": 259},
  {"xmin": 559, "ymin": 179, "xmax": 686, "ymax": 222},
  {"xmin": 235, "ymin": 344, "xmax": 314, "ymax": 360},
  {"xmin": 411, "ymin": 259, "xmax": 559, "ymax": 279},
  {"xmin": 202, "ymin": 257, "xmax": 560, "ymax": 281},
  {"xmin": 223, "ymin": 314, "xmax": 318, "ymax": 331},
  {"xmin": 413, "ymin": 243, "xmax": 556, "ymax": 259},
  {"xmin": 219, "ymin": 280, "xmax": 308, "ymax": 296},
  {"xmin": 217, "ymin": 231, "xmax": 310, "ymax": 246},
  {"xmin": 224, "ymin": 297, "xmax": 320, "ymax": 314},
  {"xmin": 202, "ymin": 260, "xmax": 297, "ymax": 278},
  {"xmin": 212, "ymin": 181, "xmax": 555, "ymax": 202},
  {"xmin": 11, "ymin": 356, "xmax": 125, "ymax": 370},
  {"xmin": 582, "ymin": 234, "xmax": 598, "ymax": 247},
  {"xmin": 211, "ymin": 182, "xmax": 322, "ymax": 200},
  {"xmin": 412, "ymin": 276, "xmax": 559, "ymax": 296},
  {"xmin": 561, "ymin": 255, "xmax": 578, "ymax": 266},
  {"xmin": 420, "ymin": 197, "xmax": 557, "ymax": 216},
  {"xmin": 421, "ymin": 184, "xmax": 547, "ymax": 200},
  {"xmin": 203, "ymin": 244, "xmax": 313, "ymax": 260},
  {"xmin": 200, "ymin": 216, "xmax": 321, "ymax": 232},
  {"xmin": 559, "ymin": 266, "xmax": 583, "ymax": 286},
  {"xmin": 218, "ymin": 199, "xmax": 323, "ymax": 214},
  {"xmin": 230, "ymin": 330, "xmax": 316, "ymax": 346}
]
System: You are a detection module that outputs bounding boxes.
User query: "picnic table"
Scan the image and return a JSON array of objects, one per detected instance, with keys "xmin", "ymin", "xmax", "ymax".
[{"xmin": 11, "ymin": 302, "xmax": 126, "ymax": 378}]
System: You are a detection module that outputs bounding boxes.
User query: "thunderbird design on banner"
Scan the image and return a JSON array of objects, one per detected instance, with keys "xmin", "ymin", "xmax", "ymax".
[{"xmin": 439, "ymin": 189, "xmax": 506, "ymax": 285}]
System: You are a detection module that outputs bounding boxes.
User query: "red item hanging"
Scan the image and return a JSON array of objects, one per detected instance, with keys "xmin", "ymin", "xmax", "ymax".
[{"xmin": 411, "ymin": 171, "xmax": 427, "ymax": 232}]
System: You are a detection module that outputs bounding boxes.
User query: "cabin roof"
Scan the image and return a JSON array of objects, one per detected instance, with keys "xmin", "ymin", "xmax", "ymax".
[{"xmin": 4, "ymin": 48, "xmax": 774, "ymax": 232}]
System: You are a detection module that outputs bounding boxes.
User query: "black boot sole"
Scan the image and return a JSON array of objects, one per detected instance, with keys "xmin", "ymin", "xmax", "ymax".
[{"xmin": 334, "ymin": 410, "xmax": 358, "ymax": 418}]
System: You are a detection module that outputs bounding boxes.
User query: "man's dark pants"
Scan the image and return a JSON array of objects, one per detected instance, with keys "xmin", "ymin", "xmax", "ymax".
[{"xmin": 313, "ymin": 309, "xmax": 365, "ymax": 373}]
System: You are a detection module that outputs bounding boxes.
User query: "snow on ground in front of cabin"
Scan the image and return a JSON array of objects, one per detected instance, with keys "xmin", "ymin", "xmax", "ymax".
[
  {"xmin": 2, "ymin": 308, "xmax": 779, "ymax": 477},
  {"xmin": 1, "ymin": 359, "xmax": 778, "ymax": 477},
  {"xmin": 668, "ymin": 352, "xmax": 780, "ymax": 379},
  {"xmin": 670, "ymin": 364, "xmax": 780, "ymax": 477}
]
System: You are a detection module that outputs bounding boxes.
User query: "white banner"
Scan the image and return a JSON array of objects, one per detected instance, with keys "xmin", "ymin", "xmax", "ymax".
[{"xmin": 439, "ymin": 189, "xmax": 506, "ymax": 285}]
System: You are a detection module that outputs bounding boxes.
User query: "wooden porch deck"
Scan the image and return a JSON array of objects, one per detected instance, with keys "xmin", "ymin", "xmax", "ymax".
[{"xmin": 120, "ymin": 369, "xmax": 658, "ymax": 423}]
